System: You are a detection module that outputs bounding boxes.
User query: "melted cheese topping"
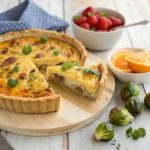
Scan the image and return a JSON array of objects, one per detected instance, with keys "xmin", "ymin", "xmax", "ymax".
[
  {"xmin": 0, "ymin": 56, "xmax": 54, "ymax": 98},
  {"xmin": 47, "ymin": 65, "xmax": 100, "ymax": 88},
  {"xmin": 0, "ymin": 37, "xmax": 81, "ymax": 65}
]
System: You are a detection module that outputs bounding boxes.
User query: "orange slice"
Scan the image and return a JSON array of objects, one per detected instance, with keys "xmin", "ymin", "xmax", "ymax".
[
  {"xmin": 112, "ymin": 53, "xmax": 132, "ymax": 73},
  {"xmin": 135, "ymin": 50, "xmax": 149, "ymax": 60},
  {"xmin": 112, "ymin": 50, "xmax": 135, "ymax": 61},
  {"xmin": 126, "ymin": 56, "xmax": 150, "ymax": 73}
]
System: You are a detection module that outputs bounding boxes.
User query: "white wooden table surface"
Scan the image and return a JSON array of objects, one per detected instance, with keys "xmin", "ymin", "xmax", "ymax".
[{"xmin": 1, "ymin": 0, "xmax": 150, "ymax": 150}]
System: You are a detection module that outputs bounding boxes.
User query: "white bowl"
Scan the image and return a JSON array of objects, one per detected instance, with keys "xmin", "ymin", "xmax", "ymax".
[
  {"xmin": 71, "ymin": 7, "xmax": 125, "ymax": 51},
  {"xmin": 108, "ymin": 47, "xmax": 150, "ymax": 84}
]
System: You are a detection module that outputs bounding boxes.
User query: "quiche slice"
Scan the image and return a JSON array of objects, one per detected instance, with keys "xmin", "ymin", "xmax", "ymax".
[
  {"xmin": 47, "ymin": 62, "xmax": 108, "ymax": 100},
  {"xmin": 0, "ymin": 29, "xmax": 87, "ymax": 67},
  {"xmin": 0, "ymin": 56, "xmax": 60, "ymax": 113}
]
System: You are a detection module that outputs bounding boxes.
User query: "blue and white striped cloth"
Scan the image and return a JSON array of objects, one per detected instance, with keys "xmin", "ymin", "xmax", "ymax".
[{"xmin": 0, "ymin": 0, "xmax": 69, "ymax": 34}]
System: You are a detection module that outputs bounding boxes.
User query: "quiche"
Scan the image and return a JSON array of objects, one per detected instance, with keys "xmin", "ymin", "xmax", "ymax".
[
  {"xmin": 47, "ymin": 62, "xmax": 108, "ymax": 100},
  {"xmin": 0, "ymin": 29, "xmax": 87, "ymax": 114}
]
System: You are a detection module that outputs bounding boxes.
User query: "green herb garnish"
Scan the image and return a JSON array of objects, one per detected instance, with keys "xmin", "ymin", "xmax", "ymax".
[
  {"xmin": 101, "ymin": 13, "xmax": 108, "ymax": 18},
  {"xmin": 30, "ymin": 74, "xmax": 37, "ymax": 80},
  {"xmin": 132, "ymin": 129, "xmax": 141, "ymax": 140},
  {"xmin": 138, "ymin": 128, "xmax": 146, "ymax": 137},
  {"xmin": 22, "ymin": 45, "xmax": 32, "ymax": 55},
  {"xmin": 60, "ymin": 61, "xmax": 74, "ymax": 72},
  {"xmin": 126, "ymin": 127, "xmax": 133, "ymax": 137},
  {"xmin": 12, "ymin": 66, "xmax": 19, "ymax": 72},
  {"xmin": 7, "ymin": 78, "xmax": 19, "ymax": 87},
  {"xmin": 53, "ymin": 49, "xmax": 60, "ymax": 56},
  {"xmin": 40, "ymin": 36, "xmax": 48, "ymax": 43},
  {"xmin": 126, "ymin": 127, "xmax": 146, "ymax": 140},
  {"xmin": 82, "ymin": 68, "xmax": 100, "ymax": 76},
  {"xmin": 116, "ymin": 143, "xmax": 121, "ymax": 150}
]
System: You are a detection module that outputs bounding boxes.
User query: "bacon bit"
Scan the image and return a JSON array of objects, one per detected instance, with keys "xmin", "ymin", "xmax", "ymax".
[
  {"xmin": 50, "ymin": 46, "xmax": 55, "ymax": 50},
  {"xmin": 1, "ymin": 48, "xmax": 8, "ymax": 54},
  {"xmin": 1, "ymin": 56, "xmax": 17, "ymax": 66},
  {"xmin": 30, "ymin": 69, "xmax": 35, "ymax": 73},
  {"xmin": 75, "ymin": 86, "xmax": 84, "ymax": 93},
  {"xmin": 54, "ymin": 74, "xmax": 65, "ymax": 82},
  {"xmin": 31, "ymin": 41, "xmax": 39, "ymax": 45},
  {"xmin": 40, "ymin": 45, "xmax": 46, "ymax": 50},
  {"xmin": 34, "ymin": 53, "xmax": 44, "ymax": 58},
  {"xmin": 9, "ymin": 40, "xmax": 19, "ymax": 47},
  {"xmin": 18, "ymin": 73, "xmax": 27, "ymax": 80}
]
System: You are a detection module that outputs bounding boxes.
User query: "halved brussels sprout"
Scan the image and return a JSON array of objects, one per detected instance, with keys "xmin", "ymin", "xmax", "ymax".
[
  {"xmin": 109, "ymin": 107, "xmax": 134, "ymax": 126},
  {"xmin": 94, "ymin": 122, "xmax": 114, "ymax": 141}
]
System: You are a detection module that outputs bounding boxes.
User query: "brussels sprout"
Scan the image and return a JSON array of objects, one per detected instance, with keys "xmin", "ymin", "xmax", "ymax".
[
  {"xmin": 94, "ymin": 122, "xmax": 114, "ymax": 141},
  {"xmin": 109, "ymin": 107, "xmax": 134, "ymax": 126},
  {"xmin": 120, "ymin": 82, "xmax": 140, "ymax": 101},
  {"xmin": 125, "ymin": 97, "xmax": 144, "ymax": 116},
  {"xmin": 144, "ymin": 93, "xmax": 150, "ymax": 109}
]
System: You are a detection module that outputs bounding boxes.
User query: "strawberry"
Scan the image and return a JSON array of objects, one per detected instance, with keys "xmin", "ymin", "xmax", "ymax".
[
  {"xmin": 73, "ymin": 15, "xmax": 87, "ymax": 25},
  {"xmin": 107, "ymin": 18, "xmax": 113, "ymax": 29},
  {"xmin": 80, "ymin": 23, "xmax": 90, "ymax": 30},
  {"xmin": 109, "ymin": 17, "xmax": 123, "ymax": 27},
  {"xmin": 95, "ymin": 12, "xmax": 101, "ymax": 19},
  {"xmin": 97, "ymin": 17, "xmax": 108, "ymax": 30},
  {"xmin": 82, "ymin": 6, "xmax": 94, "ymax": 17},
  {"xmin": 87, "ymin": 15, "xmax": 98, "ymax": 27}
]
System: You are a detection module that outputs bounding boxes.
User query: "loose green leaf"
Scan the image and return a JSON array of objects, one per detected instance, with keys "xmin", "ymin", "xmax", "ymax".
[
  {"xmin": 53, "ymin": 49, "xmax": 60, "ymax": 56},
  {"xmin": 12, "ymin": 66, "xmax": 19, "ymax": 72},
  {"xmin": 7, "ymin": 78, "xmax": 19, "ymax": 87},
  {"xmin": 101, "ymin": 13, "xmax": 108, "ymax": 18},
  {"xmin": 138, "ymin": 128, "xmax": 146, "ymax": 137},
  {"xmin": 126, "ymin": 127, "xmax": 133, "ymax": 137},
  {"xmin": 132, "ymin": 129, "xmax": 140, "ymax": 140},
  {"xmin": 40, "ymin": 36, "xmax": 48, "ymax": 43},
  {"xmin": 82, "ymin": 68, "xmax": 100, "ymax": 76},
  {"xmin": 22, "ymin": 45, "xmax": 32, "ymax": 55},
  {"xmin": 60, "ymin": 61, "xmax": 74, "ymax": 72}
]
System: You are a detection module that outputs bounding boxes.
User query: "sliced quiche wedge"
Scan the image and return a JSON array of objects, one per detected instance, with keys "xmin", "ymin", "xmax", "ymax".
[
  {"xmin": 0, "ymin": 56, "xmax": 61, "ymax": 113},
  {"xmin": 47, "ymin": 62, "xmax": 108, "ymax": 100}
]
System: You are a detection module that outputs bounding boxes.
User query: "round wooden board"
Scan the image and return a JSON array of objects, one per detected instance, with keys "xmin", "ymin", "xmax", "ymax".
[{"xmin": 0, "ymin": 52, "xmax": 115, "ymax": 136}]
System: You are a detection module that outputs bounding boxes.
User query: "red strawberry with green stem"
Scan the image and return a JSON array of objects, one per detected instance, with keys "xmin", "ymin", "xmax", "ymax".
[
  {"xmin": 97, "ymin": 17, "xmax": 108, "ymax": 30},
  {"xmin": 82, "ymin": 6, "xmax": 94, "ymax": 17},
  {"xmin": 73, "ymin": 15, "xmax": 87, "ymax": 25},
  {"xmin": 109, "ymin": 17, "xmax": 123, "ymax": 27}
]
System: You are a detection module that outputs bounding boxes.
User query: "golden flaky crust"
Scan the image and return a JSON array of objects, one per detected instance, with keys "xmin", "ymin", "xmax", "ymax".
[
  {"xmin": 0, "ymin": 94, "xmax": 61, "ymax": 114},
  {"xmin": 95, "ymin": 62, "xmax": 108, "ymax": 100},
  {"xmin": 0, "ymin": 29, "xmax": 87, "ymax": 66}
]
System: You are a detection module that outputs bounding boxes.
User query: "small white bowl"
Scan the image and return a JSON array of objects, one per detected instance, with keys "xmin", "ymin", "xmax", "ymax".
[
  {"xmin": 71, "ymin": 7, "xmax": 125, "ymax": 51},
  {"xmin": 108, "ymin": 47, "xmax": 150, "ymax": 84}
]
